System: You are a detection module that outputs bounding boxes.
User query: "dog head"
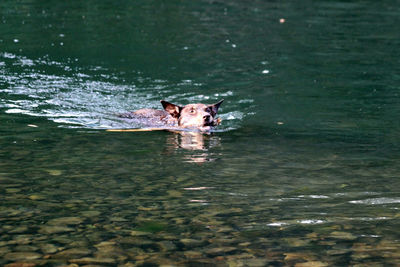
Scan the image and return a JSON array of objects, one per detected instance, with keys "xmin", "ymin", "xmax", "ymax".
[{"xmin": 161, "ymin": 99, "xmax": 224, "ymax": 130}]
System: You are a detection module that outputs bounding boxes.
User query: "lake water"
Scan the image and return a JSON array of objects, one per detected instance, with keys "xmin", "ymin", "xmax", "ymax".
[{"xmin": 1, "ymin": 0, "xmax": 399, "ymax": 266}]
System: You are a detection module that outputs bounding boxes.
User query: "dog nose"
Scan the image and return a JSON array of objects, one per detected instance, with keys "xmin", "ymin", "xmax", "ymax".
[{"xmin": 203, "ymin": 115, "xmax": 211, "ymax": 121}]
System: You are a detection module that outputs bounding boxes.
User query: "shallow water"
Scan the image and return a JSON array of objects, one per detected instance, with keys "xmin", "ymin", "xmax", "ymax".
[{"xmin": 1, "ymin": 0, "xmax": 400, "ymax": 266}]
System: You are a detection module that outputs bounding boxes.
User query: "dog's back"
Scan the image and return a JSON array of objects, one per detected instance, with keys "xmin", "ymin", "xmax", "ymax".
[
  {"xmin": 133, "ymin": 109, "xmax": 168, "ymax": 117},
  {"xmin": 119, "ymin": 99, "xmax": 223, "ymax": 131},
  {"xmin": 119, "ymin": 108, "xmax": 176, "ymax": 126}
]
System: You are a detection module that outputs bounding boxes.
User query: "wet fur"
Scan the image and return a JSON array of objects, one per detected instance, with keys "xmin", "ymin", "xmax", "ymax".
[{"xmin": 120, "ymin": 99, "xmax": 223, "ymax": 131}]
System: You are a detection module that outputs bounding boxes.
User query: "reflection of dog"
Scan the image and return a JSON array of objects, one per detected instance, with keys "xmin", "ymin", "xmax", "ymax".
[
  {"xmin": 166, "ymin": 131, "xmax": 221, "ymax": 163},
  {"xmin": 121, "ymin": 100, "xmax": 223, "ymax": 131}
]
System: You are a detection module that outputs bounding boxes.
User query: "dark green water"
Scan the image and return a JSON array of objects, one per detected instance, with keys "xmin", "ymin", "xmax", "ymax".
[{"xmin": 1, "ymin": 0, "xmax": 400, "ymax": 266}]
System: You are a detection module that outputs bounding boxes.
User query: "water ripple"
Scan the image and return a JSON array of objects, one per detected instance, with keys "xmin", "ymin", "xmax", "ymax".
[
  {"xmin": 349, "ymin": 197, "xmax": 400, "ymax": 205},
  {"xmin": 1, "ymin": 52, "xmax": 245, "ymax": 130}
]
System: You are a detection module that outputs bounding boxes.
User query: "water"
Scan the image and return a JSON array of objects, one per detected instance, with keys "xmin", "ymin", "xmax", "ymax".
[{"xmin": 1, "ymin": 0, "xmax": 399, "ymax": 265}]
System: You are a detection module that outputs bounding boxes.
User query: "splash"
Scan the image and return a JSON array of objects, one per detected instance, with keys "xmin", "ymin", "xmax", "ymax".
[{"xmin": 0, "ymin": 53, "xmax": 247, "ymax": 131}]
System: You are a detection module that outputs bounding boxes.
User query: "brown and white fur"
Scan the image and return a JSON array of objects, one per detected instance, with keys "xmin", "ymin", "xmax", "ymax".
[{"xmin": 123, "ymin": 99, "xmax": 224, "ymax": 131}]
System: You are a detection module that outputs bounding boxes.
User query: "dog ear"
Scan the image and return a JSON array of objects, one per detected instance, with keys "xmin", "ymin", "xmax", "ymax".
[
  {"xmin": 208, "ymin": 99, "xmax": 224, "ymax": 116},
  {"xmin": 160, "ymin": 100, "xmax": 182, "ymax": 119}
]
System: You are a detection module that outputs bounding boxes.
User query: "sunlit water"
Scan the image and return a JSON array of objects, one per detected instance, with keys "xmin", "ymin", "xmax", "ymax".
[
  {"xmin": 0, "ymin": 52, "xmax": 246, "ymax": 130},
  {"xmin": 1, "ymin": 0, "xmax": 400, "ymax": 266}
]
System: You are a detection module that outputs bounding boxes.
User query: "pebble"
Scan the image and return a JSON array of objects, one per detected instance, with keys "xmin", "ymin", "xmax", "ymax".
[
  {"xmin": 295, "ymin": 261, "xmax": 329, "ymax": 267},
  {"xmin": 109, "ymin": 217, "xmax": 128, "ymax": 222},
  {"xmin": 184, "ymin": 251, "xmax": 203, "ymax": 259},
  {"xmin": 216, "ymin": 226, "xmax": 234, "ymax": 233},
  {"xmin": 38, "ymin": 225, "xmax": 75, "ymax": 234},
  {"xmin": 47, "ymin": 217, "xmax": 84, "ymax": 226},
  {"xmin": 9, "ymin": 236, "xmax": 32, "ymax": 245},
  {"xmin": 52, "ymin": 236, "xmax": 77, "ymax": 245},
  {"xmin": 53, "ymin": 247, "xmax": 91, "ymax": 258},
  {"xmin": 240, "ymin": 258, "xmax": 269, "ymax": 266},
  {"xmin": 14, "ymin": 245, "xmax": 39, "ymax": 252},
  {"xmin": 205, "ymin": 246, "xmax": 237, "ymax": 256},
  {"xmin": 329, "ymin": 231, "xmax": 357, "ymax": 240},
  {"xmin": 130, "ymin": 230, "xmax": 151, "ymax": 236},
  {"xmin": 80, "ymin": 211, "xmax": 101, "ymax": 217},
  {"xmin": 180, "ymin": 238, "xmax": 206, "ymax": 248},
  {"xmin": 94, "ymin": 243, "xmax": 127, "ymax": 261},
  {"xmin": 94, "ymin": 241, "xmax": 116, "ymax": 248},
  {"xmin": 238, "ymin": 242, "xmax": 251, "ymax": 247},
  {"xmin": 69, "ymin": 257, "xmax": 116, "ymax": 265},
  {"xmin": 0, "ymin": 246, "xmax": 11, "ymax": 255},
  {"xmin": 284, "ymin": 253, "xmax": 316, "ymax": 261},
  {"xmin": 117, "ymin": 237, "xmax": 152, "ymax": 246},
  {"xmin": 351, "ymin": 252, "xmax": 371, "ymax": 260},
  {"xmin": 283, "ymin": 237, "xmax": 311, "ymax": 247},
  {"xmin": 157, "ymin": 241, "xmax": 176, "ymax": 251},
  {"xmin": 28, "ymin": 195, "xmax": 46, "ymax": 201},
  {"xmin": 226, "ymin": 253, "xmax": 255, "ymax": 260},
  {"xmin": 4, "ymin": 263, "xmax": 37, "ymax": 267},
  {"xmin": 326, "ymin": 248, "xmax": 351, "ymax": 256},
  {"xmin": 376, "ymin": 240, "xmax": 399, "ymax": 250},
  {"xmin": 45, "ymin": 169, "xmax": 62, "ymax": 176},
  {"xmin": 9, "ymin": 226, "xmax": 29, "ymax": 234},
  {"xmin": 39, "ymin": 243, "xmax": 59, "ymax": 254},
  {"xmin": 6, "ymin": 188, "xmax": 21, "ymax": 193},
  {"xmin": 3, "ymin": 252, "xmax": 42, "ymax": 261},
  {"xmin": 306, "ymin": 232, "xmax": 319, "ymax": 240},
  {"xmin": 137, "ymin": 206, "xmax": 157, "ymax": 211},
  {"xmin": 125, "ymin": 247, "xmax": 145, "ymax": 258},
  {"xmin": 210, "ymin": 238, "xmax": 236, "ymax": 245}
]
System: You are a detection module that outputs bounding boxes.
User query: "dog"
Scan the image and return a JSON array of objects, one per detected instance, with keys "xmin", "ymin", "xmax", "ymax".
[{"xmin": 119, "ymin": 99, "xmax": 224, "ymax": 131}]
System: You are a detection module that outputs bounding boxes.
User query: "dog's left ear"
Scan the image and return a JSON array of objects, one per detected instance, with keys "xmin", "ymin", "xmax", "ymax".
[
  {"xmin": 208, "ymin": 99, "xmax": 224, "ymax": 117},
  {"xmin": 161, "ymin": 100, "xmax": 182, "ymax": 119}
]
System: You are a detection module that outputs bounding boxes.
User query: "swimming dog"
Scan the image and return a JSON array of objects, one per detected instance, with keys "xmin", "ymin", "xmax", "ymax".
[{"xmin": 119, "ymin": 99, "xmax": 224, "ymax": 131}]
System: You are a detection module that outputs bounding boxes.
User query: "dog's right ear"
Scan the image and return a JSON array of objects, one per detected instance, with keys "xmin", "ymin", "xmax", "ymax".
[
  {"xmin": 208, "ymin": 99, "xmax": 224, "ymax": 117},
  {"xmin": 160, "ymin": 100, "xmax": 182, "ymax": 119}
]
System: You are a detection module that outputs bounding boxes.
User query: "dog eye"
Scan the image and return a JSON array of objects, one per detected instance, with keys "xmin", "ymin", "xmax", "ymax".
[{"xmin": 189, "ymin": 108, "xmax": 196, "ymax": 114}]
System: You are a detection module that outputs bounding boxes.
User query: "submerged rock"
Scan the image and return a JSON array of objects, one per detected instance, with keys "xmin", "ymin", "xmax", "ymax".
[
  {"xmin": 69, "ymin": 257, "xmax": 116, "ymax": 265},
  {"xmin": 329, "ymin": 231, "xmax": 357, "ymax": 240},
  {"xmin": 230, "ymin": 258, "xmax": 269, "ymax": 267},
  {"xmin": 4, "ymin": 263, "xmax": 37, "ymax": 267},
  {"xmin": 45, "ymin": 169, "xmax": 62, "ymax": 176},
  {"xmin": 28, "ymin": 195, "xmax": 46, "ymax": 201},
  {"xmin": 8, "ymin": 226, "xmax": 29, "ymax": 234},
  {"xmin": 157, "ymin": 241, "xmax": 177, "ymax": 252},
  {"xmin": 0, "ymin": 246, "xmax": 11, "ymax": 256},
  {"xmin": 80, "ymin": 210, "xmax": 101, "ymax": 217},
  {"xmin": 14, "ymin": 245, "xmax": 39, "ymax": 252},
  {"xmin": 94, "ymin": 241, "xmax": 117, "ymax": 248},
  {"xmin": 53, "ymin": 248, "xmax": 91, "ymax": 258},
  {"xmin": 184, "ymin": 251, "xmax": 203, "ymax": 259},
  {"xmin": 109, "ymin": 217, "xmax": 128, "ymax": 222},
  {"xmin": 130, "ymin": 230, "xmax": 151, "ymax": 237},
  {"xmin": 94, "ymin": 242, "xmax": 128, "ymax": 261},
  {"xmin": 283, "ymin": 237, "xmax": 311, "ymax": 247},
  {"xmin": 38, "ymin": 225, "xmax": 74, "ymax": 234},
  {"xmin": 284, "ymin": 253, "xmax": 317, "ymax": 262},
  {"xmin": 295, "ymin": 261, "xmax": 329, "ymax": 267},
  {"xmin": 39, "ymin": 243, "xmax": 59, "ymax": 254},
  {"xmin": 205, "ymin": 246, "xmax": 237, "ymax": 256},
  {"xmin": 47, "ymin": 217, "xmax": 84, "ymax": 226},
  {"xmin": 4, "ymin": 252, "xmax": 42, "ymax": 261},
  {"xmin": 180, "ymin": 238, "xmax": 206, "ymax": 248}
]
